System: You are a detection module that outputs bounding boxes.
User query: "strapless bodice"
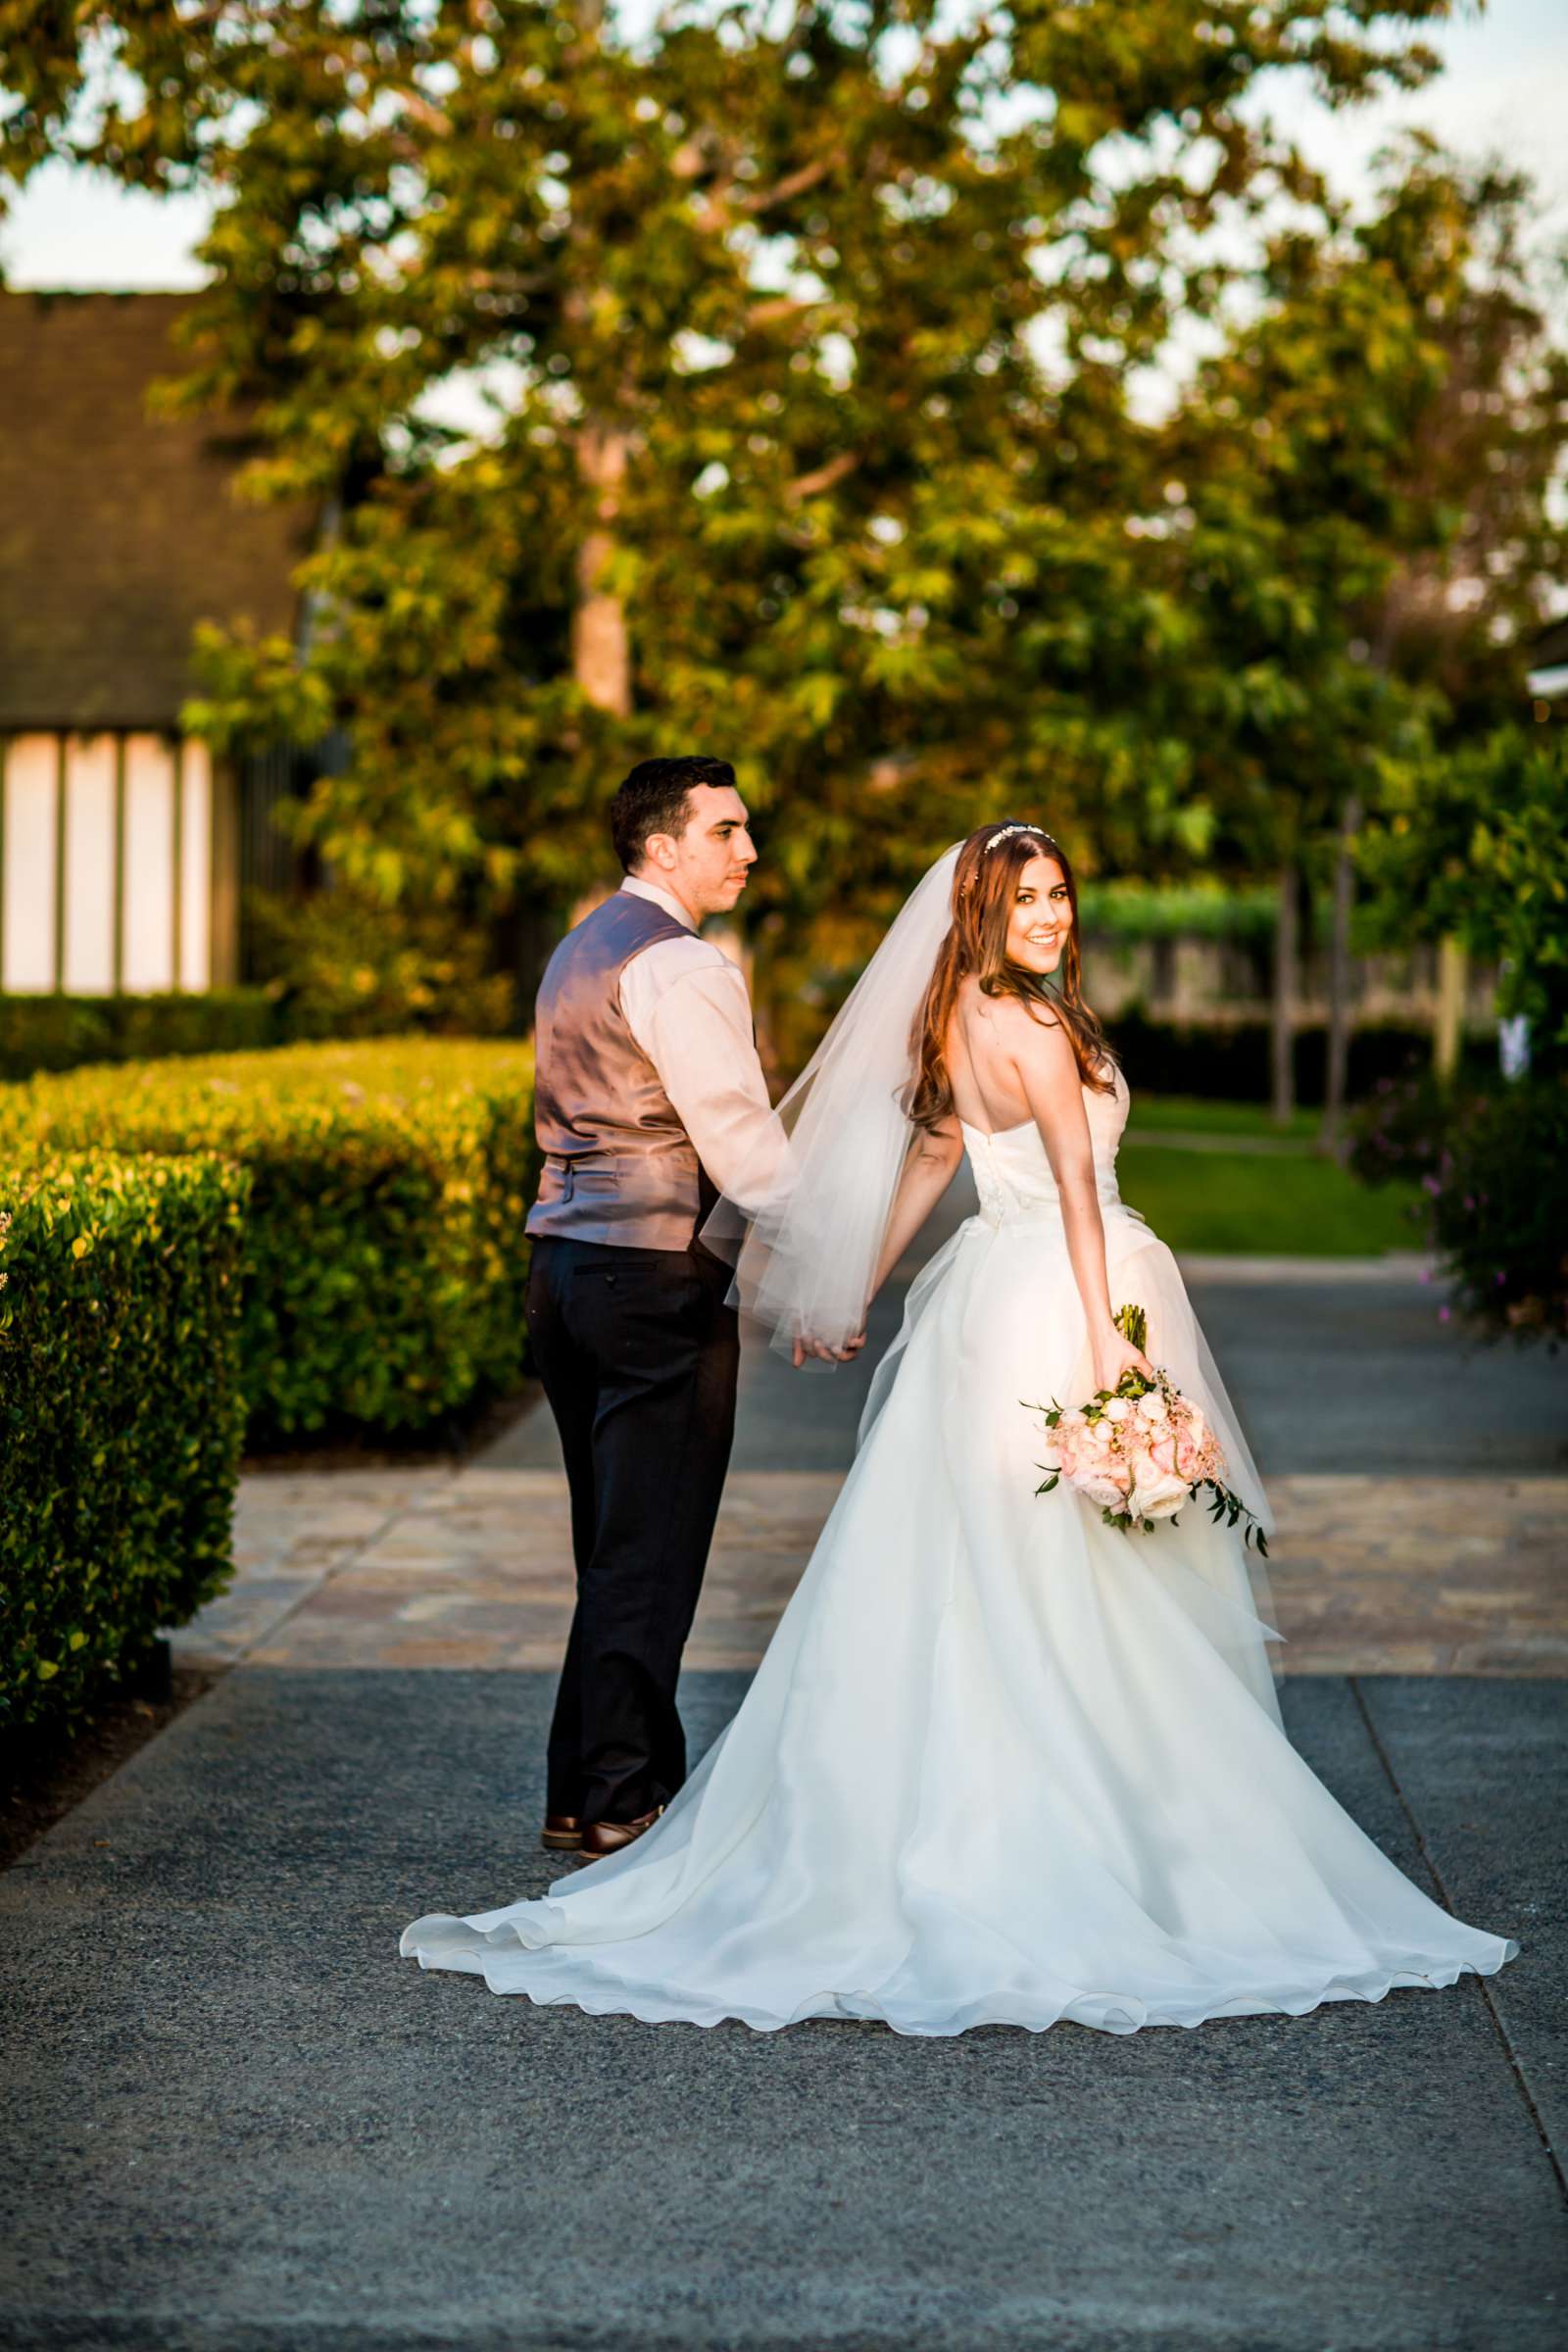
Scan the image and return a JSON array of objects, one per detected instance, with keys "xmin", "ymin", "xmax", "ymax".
[{"xmin": 960, "ymin": 1065, "xmax": 1130, "ymax": 1225}]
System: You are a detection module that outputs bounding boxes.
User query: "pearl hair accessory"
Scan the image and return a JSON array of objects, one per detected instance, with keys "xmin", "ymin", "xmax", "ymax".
[
  {"xmin": 958, "ymin": 821, "xmax": 1061, "ymax": 896},
  {"xmin": 983, "ymin": 822, "xmax": 1056, "ymax": 854}
]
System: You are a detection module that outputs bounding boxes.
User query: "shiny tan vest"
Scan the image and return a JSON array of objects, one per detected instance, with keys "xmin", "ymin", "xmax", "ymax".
[{"xmin": 525, "ymin": 891, "xmax": 710, "ymax": 1250}]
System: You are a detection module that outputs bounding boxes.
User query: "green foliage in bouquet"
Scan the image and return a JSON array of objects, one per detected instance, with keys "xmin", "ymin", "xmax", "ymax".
[
  {"xmin": 0, "ymin": 1153, "xmax": 248, "ymax": 1731},
  {"xmin": 0, "ymin": 1039, "xmax": 539, "ymax": 1446},
  {"xmin": 1027, "ymin": 1304, "xmax": 1267, "ymax": 1550}
]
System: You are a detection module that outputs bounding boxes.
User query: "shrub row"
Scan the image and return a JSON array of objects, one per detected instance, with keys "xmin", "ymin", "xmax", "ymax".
[
  {"xmin": 1350, "ymin": 1071, "xmax": 1568, "ymax": 1345},
  {"xmin": 1110, "ymin": 1012, "xmax": 1494, "ymax": 1107},
  {"xmin": 1427, "ymin": 1077, "xmax": 1568, "ymax": 1344},
  {"xmin": 1077, "ymin": 881, "xmax": 1279, "ymax": 947},
  {"xmin": 0, "ymin": 1152, "xmax": 249, "ymax": 1731},
  {"xmin": 0, "ymin": 938, "xmax": 518, "ymax": 1083},
  {"xmin": 0, "ymin": 988, "xmax": 280, "ymax": 1082},
  {"xmin": 0, "ymin": 1038, "xmax": 540, "ymax": 1446}
]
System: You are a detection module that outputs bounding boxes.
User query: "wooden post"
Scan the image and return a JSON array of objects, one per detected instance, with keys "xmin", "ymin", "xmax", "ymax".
[
  {"xmin": 1434, "ymin": 935, "xmax": 1467, "ymax": 1086},
  {"xmin": 209, "ymin": 752, "xmax": 241, "ymax": 987},
  {"xmin": 112, "ymin": 733, "xmax": 125, "ymax": 991},
  {"xmin": 1270, "ymin": 859, "xmax": 1298, "ymax": 1128},
  {"xmin": 171, "ymin": 735, "xmax": 185, "ymax": 992},
  {"xmin": 53, "ymin": 734, "xmax": 68, "ymax": 993},
  {"xmin": 1320, "ymin": 791, "xmax": 1362, "ymax": 1151},
  {"xmin": 571, "ymin": 421, "xmax": 631, "ymax": 718}
]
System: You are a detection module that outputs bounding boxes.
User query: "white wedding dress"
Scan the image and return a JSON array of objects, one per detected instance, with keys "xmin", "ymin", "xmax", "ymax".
[{"xmin": 401, "ymin": 1068, "xmax": 1519, "ymax": 2034}]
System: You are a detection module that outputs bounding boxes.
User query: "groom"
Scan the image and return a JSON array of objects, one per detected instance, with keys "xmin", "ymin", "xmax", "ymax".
[{"xmin": 524, "ymin": 757, "xmax": 785, "ymax": 1863}]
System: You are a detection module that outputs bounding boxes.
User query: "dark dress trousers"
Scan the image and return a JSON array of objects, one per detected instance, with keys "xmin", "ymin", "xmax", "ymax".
[{"xmin": 525, "ymin": 891, "xmax": 744, "ymax": 1827}]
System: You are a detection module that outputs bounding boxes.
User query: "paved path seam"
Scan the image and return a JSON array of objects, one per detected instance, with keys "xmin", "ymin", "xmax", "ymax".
[
  {"xmin": 1348, "ymin": 1674, "xmax": 1568, "ymax": 2213},
  {"xmin": 206, "ymin": 1464, "xmax": 460, "ymax": 1671}
]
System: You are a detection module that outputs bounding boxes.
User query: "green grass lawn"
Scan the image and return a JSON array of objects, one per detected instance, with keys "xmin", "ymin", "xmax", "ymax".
[
  {"xmin": 1122, "ymin": 1093, "xmax": 1321, "ymax": 1142},
  {"xmin": 1117, "ymin": 1134, "xmax": 1423, "ymax": 1258}
]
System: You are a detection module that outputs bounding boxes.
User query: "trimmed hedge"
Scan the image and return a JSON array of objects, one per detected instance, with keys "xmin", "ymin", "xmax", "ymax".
[
  {"xmin": 1111, "ymin": 1012, "xmax": 1494, "ymax": 1107},
  {"xmin": 0, "ymin": 1152, "xmax": 249, "ymax": 1731},
  {"xmin": 0, "ymin": 988, "xmax": 281, "ymax": 1082},
  {"xmin": 0, "ymin": 1039, "xmax": 539, "ymax": 1446}
]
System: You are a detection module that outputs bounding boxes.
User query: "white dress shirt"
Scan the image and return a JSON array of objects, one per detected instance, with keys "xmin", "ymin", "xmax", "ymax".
[{"xmin": 617, "ymin": 875, "xmax": 786, "ymax": 1213}]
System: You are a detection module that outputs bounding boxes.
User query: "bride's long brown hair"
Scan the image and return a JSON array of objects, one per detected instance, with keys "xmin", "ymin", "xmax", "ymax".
[{"xmin": 906, "ymin": 822, "xmax": 1116, "ymax": 1133}]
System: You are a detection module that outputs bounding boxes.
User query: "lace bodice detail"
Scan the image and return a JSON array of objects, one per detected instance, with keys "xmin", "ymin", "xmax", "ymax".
[{"xmin": 960, "ymin": 1065, "xmax": 1130, "ymax": 1225}]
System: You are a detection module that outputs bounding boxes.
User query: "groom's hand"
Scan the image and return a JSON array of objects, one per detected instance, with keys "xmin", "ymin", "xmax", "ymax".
[{"xmin": 792, "ymin": 1332, "xmax": 867, "ymax": 1368}]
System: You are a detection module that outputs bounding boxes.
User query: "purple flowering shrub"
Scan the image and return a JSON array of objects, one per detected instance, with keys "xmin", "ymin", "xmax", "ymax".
[
  {"xmin": 1423, "ymin": 1078, "xmax": 1568, "ymax": 1346},
  {"xmin": 1346, "ymin": 1069, "xmax": 1476, "ymax": 1194}
]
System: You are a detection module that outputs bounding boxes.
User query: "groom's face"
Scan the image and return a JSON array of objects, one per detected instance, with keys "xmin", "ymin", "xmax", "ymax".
[{"xmin": 647, "ymin": 783, "xmax": 757, "ymax": 922}]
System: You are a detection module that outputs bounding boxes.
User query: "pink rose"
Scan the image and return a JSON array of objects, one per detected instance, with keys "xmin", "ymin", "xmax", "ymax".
[
  {"xmin": 1076, "ymin": 1448, "xmax": 1132, "ymax": 1500},
  {"xmin": 1126, "ymin": 1447, "xmax": 1190, "ymax": 1519}
]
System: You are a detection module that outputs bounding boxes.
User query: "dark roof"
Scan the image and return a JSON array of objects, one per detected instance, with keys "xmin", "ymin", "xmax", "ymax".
[
  {"xmin": 0, "ymin": 290, "xmax": 314, "ymax": 730},
  {"xmin": 1529, "ymin": 612, "xmax": 1568, "ymax": 675}
]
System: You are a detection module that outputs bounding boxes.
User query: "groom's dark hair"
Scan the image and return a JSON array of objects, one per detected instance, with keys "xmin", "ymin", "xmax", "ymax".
[{"xmin": 612, "ymin": 756, "xmax": 738, "ymax": 873}]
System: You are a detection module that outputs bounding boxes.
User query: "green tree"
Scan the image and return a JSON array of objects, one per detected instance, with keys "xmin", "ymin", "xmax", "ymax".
[
  {"xmin": 1165, "ymin": 141, "xmax": 1566, "ymax": 1127},
  {"xmin": 0, "ymin": 0, "xmax": 1460, "ymax": 1014},
  {"xmin": 1358, "ymin": 727, "xmax": 1568, "ymax": 1069}
]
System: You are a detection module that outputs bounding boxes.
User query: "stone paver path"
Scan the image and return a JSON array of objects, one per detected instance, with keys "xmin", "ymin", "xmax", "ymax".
[{"xmin": 181, "ymin": 1461, "xmax": 1568, "ymax": 1680}]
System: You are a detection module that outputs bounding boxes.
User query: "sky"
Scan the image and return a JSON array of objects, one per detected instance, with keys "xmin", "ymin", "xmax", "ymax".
[{"xmin": 2, "ymin": 1, "xmax": 1563, "ymax": 293}]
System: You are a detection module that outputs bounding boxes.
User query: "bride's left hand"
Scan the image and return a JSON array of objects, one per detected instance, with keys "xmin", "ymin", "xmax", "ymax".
[{"xmin": 792, "ymin": 1330, "xmax": 866, "ymax": 1368}]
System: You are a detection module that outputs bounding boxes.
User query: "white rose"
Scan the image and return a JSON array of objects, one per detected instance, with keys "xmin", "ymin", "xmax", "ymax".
[
  {"xmin": 1136, "ymin": 1391, "xmax": 1168, "ymax": 1423},
  {"xmin": 1079, "ymin": 1475, "xmax": 1131, "ymax": 1511},
  {"xmin": 1101, "ymin": 1396, "xmax": 1131, "ymax": 1423},
  {"xmin": 1128, "ymin": 1461, "xmax": 1190, "ymax": 1519}
]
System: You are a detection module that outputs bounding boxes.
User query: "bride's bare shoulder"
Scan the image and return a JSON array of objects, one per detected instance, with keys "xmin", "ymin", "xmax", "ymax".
[
  {"xmin": 954, "ymin": 979, "xmax": 1055, "ymax": 1034},
  {"xmin": 985, "ymin": 992, "xmax": 1067, "ymax": 1051}
]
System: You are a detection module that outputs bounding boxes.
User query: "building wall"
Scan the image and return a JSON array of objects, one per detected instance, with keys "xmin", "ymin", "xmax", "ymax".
[
  {"xmin": 0, "ymin": 730, "xmax": 235, "ymax": 994},
  {"xmin": 1082, "ymin": 931, "xmax": 1497, "ymax": 1032}
]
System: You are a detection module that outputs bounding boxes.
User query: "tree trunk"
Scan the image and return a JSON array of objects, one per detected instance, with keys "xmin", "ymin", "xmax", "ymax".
[
  {"xmin": 1270, "ymin": 859, "xmax": 1298, "ymax": 1128},
  {"xmin": 1320, "ymin": 791, "xmax": 1362, "ymax": 1152},
  {"xmin": 1434, "ymin": 935, "xmax": 1468, "ymax": 1087},
  {"xmin": 571, "ymin": 420, "xmax": 631, "ymax": 718}
]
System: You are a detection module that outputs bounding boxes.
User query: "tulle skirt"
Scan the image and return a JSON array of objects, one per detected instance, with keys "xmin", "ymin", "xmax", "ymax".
[{"xmin": 400, "ymin": 1203, "xmax": 1520, "ymax": 2034}]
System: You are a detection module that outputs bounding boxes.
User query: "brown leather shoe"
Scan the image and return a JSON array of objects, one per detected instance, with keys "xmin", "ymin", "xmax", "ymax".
[
  {"xmin": 541, "ymin": 1813, "xmax": 582, "ymax": 1852},
  {"xmin": 578, "ymin": 1806, "xmax": 664, "ymax": 1863}
]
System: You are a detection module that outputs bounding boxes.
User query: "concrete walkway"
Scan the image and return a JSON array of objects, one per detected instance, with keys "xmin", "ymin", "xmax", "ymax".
[
  {"xmin": 2, "ymin": 1246, "xmax": 1566, "ymax": 2349},
  {"xmin": 1, "ymin": 1673, "xmax": 1562, "ymax": 2349}
]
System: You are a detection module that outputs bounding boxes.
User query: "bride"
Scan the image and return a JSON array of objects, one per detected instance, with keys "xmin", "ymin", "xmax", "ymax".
[{"xmin": 401, "ymin": 823, "xmax": 1519, "ymax": 2034}]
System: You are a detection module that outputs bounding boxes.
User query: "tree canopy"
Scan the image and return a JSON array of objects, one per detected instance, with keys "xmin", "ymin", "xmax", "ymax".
[{"xmin": 4, "ymin": 0, "xmax": 1500, "ymax": 977}]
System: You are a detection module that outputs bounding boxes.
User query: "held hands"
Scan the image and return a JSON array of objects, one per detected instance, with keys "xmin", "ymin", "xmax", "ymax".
[{"xmin": 792, "ymin": 1330, "xmax": 867, "ymax": 1368}]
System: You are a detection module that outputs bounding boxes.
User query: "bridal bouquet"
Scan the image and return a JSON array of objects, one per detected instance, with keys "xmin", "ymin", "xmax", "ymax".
[{"xmin": 1027, "ymin": 1306, "xmax": 1268, "ymax": 1552}]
